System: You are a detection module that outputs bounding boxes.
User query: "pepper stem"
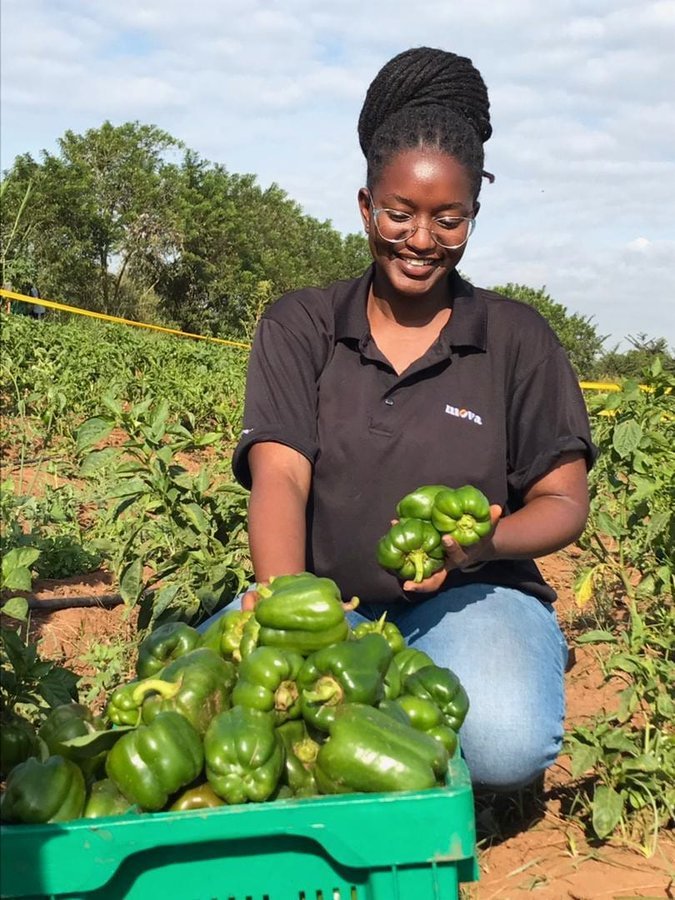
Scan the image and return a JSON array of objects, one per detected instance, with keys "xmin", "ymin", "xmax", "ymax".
[
  {"xmin": 373, "ymin": 612, "xmax": 388, "ymax": 633},
  {"xmin": 342, "ymin": 596, "xmax": 360, "ymax": 612},
  {"xmin": 275, "ymin": 680, "xmax": 299, "ymax": 712},
  {"xmin": 131, "ymin": 677, "xmax": 183, "ymax": 705},
  {"xmin": 408, "ymin": 550, "xmax": 426, "ymax": 583},
  {"xmin": 302, "ymin": 676, "xmax": 343, "ymax": 706},
  {"xmin": 294, "ymin": 737, "xmax": 320, "ymax": 767}
]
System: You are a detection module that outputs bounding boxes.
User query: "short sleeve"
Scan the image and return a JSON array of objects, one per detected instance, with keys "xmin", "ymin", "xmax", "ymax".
[
  {"xmin": 231, "ymin": 317, "xmax": 323, "ymax": 489},
  {"xmin": 506, "ymin": 342, "xmax": 597, "ymax": 494}
]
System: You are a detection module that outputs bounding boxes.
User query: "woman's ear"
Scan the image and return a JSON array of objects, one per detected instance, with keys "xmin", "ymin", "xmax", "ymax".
[
  {"xmin": 473, "ymin": 200, "xmax": 481, "ymax": 218},
  {"xmin": 357, "ymin": 188, "xmax": 372, "ymax": 234}
]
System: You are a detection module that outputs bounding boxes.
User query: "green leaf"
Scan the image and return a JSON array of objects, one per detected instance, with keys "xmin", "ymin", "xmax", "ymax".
[
  {"xmin": 184, "ymin": 503, "xmax": 209, "ymax": 535},
  {"xmin": 592, "ymin": 785, "xmax": 624, "ymax": 838},
  {"xmin": 76, "ymin": 416, "xmax": 115, "ymax": 453},
  {"xmin": 634, "ymin": 574, "xmax": 656, "ymax": 598},
  {"xmin": 576, "ymin": 630, "xmax": 617, "ymax": 644},
  {"xmin": 622, "ymin": 754, "xmax": 660, "ymax": 773},
  {"xmin": 570, "ymin": 743, "xmax": 601, "ymax": 778},
  {"xmin": 79, "ymin": 447, "xmax": 118, "ymax": 477},
  {"xmin": 150, "ymin": 583, "xmax": 181, "ymax": 619},
  {"xmin": 119, "ymin": 557, "xmax": 144, "ymax": 605},
  {"xmin": 38, "ymin": 667, "xmax": 79, "ymax": 707},
  {"xmin": 612, "ymin": 419, "xmax": 643, "ymax": 458},
  {"xmin": 150, "ymin": 398, "xmax": 171, "ymax": 439},
  {"xmin": 60, "ymin": 727, "xmax": 134, "ymax": 758},
  {"xmin": 105, "ymin": 477, "xmax": 148, "ymax": 499},
  {"xmin": 1, "ymin": 596, "xmax": 29, "ymax": 620},
  {"xmin": 2, "ymin": 567, "xmax": 32, "ymax": 591},
  {"xmin": 3, "ymin": 546, "xmax": 41, "ymax": 570},
  {"xmin": 596, "ymin": 511, "xmax": 622, "ymax": 538},
  {"xmin": 602, "ymin": 731, "xmax": 638, "ymax": 753},
  {"xmin": 656, "ymin": 692, "xmax": 675, "ymax": 717},
  {"xmin": 617, "ymin": 685, "xmax": 637, "ymax": 722}
]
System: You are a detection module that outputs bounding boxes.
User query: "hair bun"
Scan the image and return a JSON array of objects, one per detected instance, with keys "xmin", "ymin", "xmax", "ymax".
[{"xmin": 358, "ymin": 46, "xmax": 492, "ymax": 158}]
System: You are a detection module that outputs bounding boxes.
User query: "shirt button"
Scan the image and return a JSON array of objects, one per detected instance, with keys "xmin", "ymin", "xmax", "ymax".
[{"xmin": 384, "ymin": 399, "xmax": 394, "ymax": 406}]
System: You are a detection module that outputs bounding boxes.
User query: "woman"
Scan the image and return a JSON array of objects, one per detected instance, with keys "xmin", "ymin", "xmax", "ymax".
[{"xmin": 228, "ymin": 48, "xmax": 595, "ymax": 791}]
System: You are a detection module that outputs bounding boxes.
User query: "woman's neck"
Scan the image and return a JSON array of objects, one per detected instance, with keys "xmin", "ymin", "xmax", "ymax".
[{"xmin": 369, "ymin": 270, "xmax": 452, "ymax": 328}]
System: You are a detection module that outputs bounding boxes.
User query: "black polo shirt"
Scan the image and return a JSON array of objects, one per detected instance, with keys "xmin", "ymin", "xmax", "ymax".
[{"xmin": 232, "ymin": 265, "xmax": 596, "ymax": 605}]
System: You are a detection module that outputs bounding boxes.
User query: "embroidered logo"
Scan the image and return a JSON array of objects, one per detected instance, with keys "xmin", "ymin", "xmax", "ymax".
[{"xmin": 445, "ymin": 404, "xmax": 483, "ymax": 425}]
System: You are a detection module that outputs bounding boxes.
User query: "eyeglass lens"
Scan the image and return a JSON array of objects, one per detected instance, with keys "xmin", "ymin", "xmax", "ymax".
[{"xmin": 375, "ymin": 210, "xmax": 473, "ymax": 248}]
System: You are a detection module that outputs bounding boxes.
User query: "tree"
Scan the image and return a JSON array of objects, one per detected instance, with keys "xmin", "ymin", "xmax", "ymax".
[
  {"xmin": 1, "ymin": 123, "xmax": 371, "ymax": 332},
  {"xmin": 157, "ymin": 152, "xmax": 371, "ymax": 336},
  {"xmin": 491, "ymin": 283, "xmax": 606, "ymax": 375},
  {"xmin": 1, "ymin": 122, "xmax": 182, "ymax": 316},
  {"xmin": 596, "ymin": 334, "xmax": 675, "ymax": 379}
]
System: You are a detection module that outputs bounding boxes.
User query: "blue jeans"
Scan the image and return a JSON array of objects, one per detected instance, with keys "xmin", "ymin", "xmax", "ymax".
[{"xmin": 199, "ymin": 582, "xmax": 568, "ymax": 792}]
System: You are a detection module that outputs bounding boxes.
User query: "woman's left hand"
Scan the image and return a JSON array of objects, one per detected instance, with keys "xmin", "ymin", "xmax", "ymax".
[{"xmin": 403, "ymin": 504, "xmax": 502, "ymax": 594}]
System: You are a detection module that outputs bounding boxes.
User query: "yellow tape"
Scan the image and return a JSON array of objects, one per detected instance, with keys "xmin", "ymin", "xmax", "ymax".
[
  {"xmin": 1, "ymin": 290, "xmax": 669, "ymax": 397},
  {"xmin": 0, "ymin": 288, "xmax": 251, "ymax": 350},
  {"xmin": 579, "ymin": 380, "xmax": 621, "ymax": 392}
]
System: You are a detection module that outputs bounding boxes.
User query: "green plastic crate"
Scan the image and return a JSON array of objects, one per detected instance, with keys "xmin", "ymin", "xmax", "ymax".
[{"xmin": 0, "ymin": 755, "xmax": 477, "ymax": 899}]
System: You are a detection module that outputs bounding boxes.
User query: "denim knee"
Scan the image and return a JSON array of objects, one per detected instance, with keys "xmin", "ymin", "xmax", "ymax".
[{"xmin": 462, "ymin": 710, "xmax": 564, "ymax": 791}]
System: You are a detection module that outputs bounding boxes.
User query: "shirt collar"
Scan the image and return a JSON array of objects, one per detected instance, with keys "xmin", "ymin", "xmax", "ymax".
[{"xmin": 334, "ymin": 265, "xmax": 487, "ymax": 351}]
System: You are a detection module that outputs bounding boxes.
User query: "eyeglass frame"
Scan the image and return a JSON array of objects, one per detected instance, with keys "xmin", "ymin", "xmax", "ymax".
[{"xmin": 366, "ymin": 193, "xmax": 476, "ymax": 250}]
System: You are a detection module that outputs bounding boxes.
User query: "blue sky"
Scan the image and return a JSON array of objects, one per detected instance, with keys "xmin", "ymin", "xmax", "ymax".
[{"xmin": 2, "ymin": 0, "xmax": 674, "ymax": 351}]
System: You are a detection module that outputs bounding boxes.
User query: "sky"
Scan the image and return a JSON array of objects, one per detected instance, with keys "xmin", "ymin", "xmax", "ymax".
[{"xmin": 2, "ymin": 0, "xmax": 674, "ymax": 352}]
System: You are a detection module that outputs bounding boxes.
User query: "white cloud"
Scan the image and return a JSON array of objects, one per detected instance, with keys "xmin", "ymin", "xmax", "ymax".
[{"xmin": 1, "ymin": 0, "xmax": 674, "ymax": 347}]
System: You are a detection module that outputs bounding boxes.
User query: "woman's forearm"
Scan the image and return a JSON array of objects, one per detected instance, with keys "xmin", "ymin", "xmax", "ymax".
[
  {"xmin": 490, "ymin": 493, "xmax": 588, "ymax": 561},
  {"xmin": 247, "ymin": 443, "xmax": 312, "ymax": 583}
]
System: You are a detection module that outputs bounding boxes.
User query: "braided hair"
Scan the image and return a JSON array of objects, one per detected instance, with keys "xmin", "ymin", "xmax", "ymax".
[{"xmin": 358, "ymin": 47, "xmax": 492, "ymax": 198}]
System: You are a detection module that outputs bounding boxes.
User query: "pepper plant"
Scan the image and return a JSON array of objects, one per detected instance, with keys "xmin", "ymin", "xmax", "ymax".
[
  {"xmin": 574, "ymin": 358, "xmax": 675, "ymax": 609},
  {"xmin": 77, "ymin": 393, "xmax": 251, "ymax": 627},
  {"xmin": 564, "ymin": 600, "xmax": 674, "ymax": 852}
]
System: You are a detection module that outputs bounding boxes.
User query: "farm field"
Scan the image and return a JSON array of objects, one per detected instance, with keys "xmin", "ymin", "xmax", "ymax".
[{"xmin": 1, "ymin": 312, "xmax": 673, "ymax": 898}]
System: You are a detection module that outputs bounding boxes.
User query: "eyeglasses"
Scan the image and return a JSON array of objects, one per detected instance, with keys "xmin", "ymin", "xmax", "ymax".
[{"xmin": 369, "ymin": 199, "xmax": 476, "ymax": 250}]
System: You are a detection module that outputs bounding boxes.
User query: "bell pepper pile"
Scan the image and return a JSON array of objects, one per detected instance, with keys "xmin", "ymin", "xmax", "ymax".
[
  {"xmin": 0, "ymin": 571, "xmax": 470, "ymax": 824},
  {"xmin": 377, "ymin": 483, "xmax": 493, "ymax": 582}
]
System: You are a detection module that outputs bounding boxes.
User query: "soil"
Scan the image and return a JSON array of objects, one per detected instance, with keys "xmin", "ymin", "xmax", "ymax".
[{"xmin": 9, "ymin": 550, "xmax": 675, "ymax": 898}]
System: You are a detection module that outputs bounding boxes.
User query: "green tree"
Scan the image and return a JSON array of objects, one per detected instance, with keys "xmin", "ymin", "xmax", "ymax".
[
  {"xmin": 491, "ymin": 283, "xmax": 606, "ymax": 375},
  {"xmin": 158, "ymin": 153, "xmax": 370, "ymax": 336},
  {"xmin": 596, "ymin": 334, "xmax": 675, "ymax": 379},
  {"xmin": 1, "ymin": 122, "xmax": 182, "ymax": 316}
]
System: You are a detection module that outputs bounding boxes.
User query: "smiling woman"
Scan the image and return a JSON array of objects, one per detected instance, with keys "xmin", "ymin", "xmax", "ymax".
[{"xmin": 202, "ymin": 46, "xmax": 597, "ymax": 795}]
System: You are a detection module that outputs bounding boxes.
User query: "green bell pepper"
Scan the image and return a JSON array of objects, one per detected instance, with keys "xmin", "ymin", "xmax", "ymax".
[
  {"xmin": 395, "ymin": 484, "xmax": 449, "ymax": 521},
  {"xmin": 0, "ymin": 715, "xmax": 41, "ymax": 778},
  {"xmin": 204, "ymin": 706, "xmax": 284, "ymax": 804},
  {"xmin": 0, "ymin": 755, "xmax": 86, "ymax": 823},
  {"xmin": 200, "ymin": 609, "xmax": 254, "ymax": 659},
  {"xmin": 298, "ymin": 633, "xmax": 393, "ymax": 732},
  {"xmin": 376, "ymin": 519, "xmax": 445, "ymax": 583},
  {"xmin": 232, "ymin": 646, "xmax": 304, "ymax": 722},
  {"xmin": 430, "ymin": 485, "xmax": 492, "ymax": 546},
  {"xmin": 390, "ymin": 647, "xmax": 435, "ymax": 681},
  {"xmin": 254, "ymin": 572, "xmax": 356, "ymax": 654},
  {"xmin": 106, "ymin": 680, "xmax": 146, "ymax": 726},
  {"xmin": 141, "ymin": 647, "xmax": 236, "ymax": 735},
  {"xmin": 314, "ymin": 703, "xmax": 449, "ymax": 794},
  {"xmin": 403, "ymin": 664, "xmax": 470, "ymax": 731},
  {"xmin": 377, "ymin": 698, "xmax": 414, "ymax": 727},
  {"xmin": 394, "ymin": 695, "xmax": 459, "ymax": 756},
  {"xmin": 38, "ymin": 703, "xmax": 101, "ymax": 758},
  {"xmin": 237, "ymin": 614, "xmax": 261, "ymax": 661},
  {"xmin": 83, "ymin": 778, "xmax": 134, "ymax": 818},
  {"xmin": 169, "ymin": 783, "xmax": 225, "ymax": 811},
  {"xmin": 106, "ymin": 711, "xmax": 203, "ymax": 812},
  {"xmin": 136, "ymin": 622, "xmax": 202, "ymax": 679},
  {"xmin": 351, "ymin": 612, "xmax": 406, "ymax": 654},
  {"xmin": 276, "ymin": 719, "xmax": 320, "ymax": 796}
]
